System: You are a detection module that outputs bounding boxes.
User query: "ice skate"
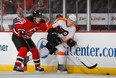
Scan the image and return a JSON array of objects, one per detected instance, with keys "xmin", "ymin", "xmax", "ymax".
[
  {"xmin": 57, "ymin": 64, "xmax": 68, "ymax": 74},
  {"xmin": 35, "ymin": 66, "xmax": 44, "ymax": 73},
  {"xmin": 13, "ymin": 65, "xmax": 24, "ymax": 73}
]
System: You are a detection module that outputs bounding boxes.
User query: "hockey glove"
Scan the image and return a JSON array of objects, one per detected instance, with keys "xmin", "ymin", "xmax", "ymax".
[
  {"xmin": 18, "ymin": 28, "xmax": 25, "ymax": 37},
  {"xmin": 55, "ymin": 26, "xmax": 63, "ymax": 33},
  {"xmin": 67, "ymin": 39, "xmax": 76, "ymax": 47}
]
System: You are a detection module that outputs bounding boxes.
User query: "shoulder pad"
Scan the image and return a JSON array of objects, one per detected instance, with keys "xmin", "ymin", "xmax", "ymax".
[{"xmin": 26, "ymin": 15, "xmax": 33, "ymax": 22}]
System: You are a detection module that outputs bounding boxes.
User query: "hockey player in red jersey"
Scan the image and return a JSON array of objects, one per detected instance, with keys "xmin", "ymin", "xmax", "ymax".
[{"xmin": 12, "ymin": 10, "xmax": 47, "ymax": 72}]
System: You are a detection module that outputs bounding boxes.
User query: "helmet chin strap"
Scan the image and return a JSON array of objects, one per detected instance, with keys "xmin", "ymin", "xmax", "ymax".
[{"xmin": 33, "ymin": 17, "xmax": 38, "ymax": 25}]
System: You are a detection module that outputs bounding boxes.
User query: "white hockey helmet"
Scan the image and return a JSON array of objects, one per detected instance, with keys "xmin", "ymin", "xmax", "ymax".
[{"xmin": 68, "ymin": 14, "xmax": 76, "ymax": 22}]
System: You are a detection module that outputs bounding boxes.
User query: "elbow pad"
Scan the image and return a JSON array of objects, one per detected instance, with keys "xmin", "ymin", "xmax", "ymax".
[
  {"xmin": 47, "ymin": 28, "xmax": 57, "ymax": 34},
  {"xmin": 67, "ymin": 39, "xmax": 76, "ymax": 47}
]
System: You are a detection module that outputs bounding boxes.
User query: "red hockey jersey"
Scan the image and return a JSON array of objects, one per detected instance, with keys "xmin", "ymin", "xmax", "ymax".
[{"xmin": 13, "ymin": 16, "xmax": 47, "ymax": 39}]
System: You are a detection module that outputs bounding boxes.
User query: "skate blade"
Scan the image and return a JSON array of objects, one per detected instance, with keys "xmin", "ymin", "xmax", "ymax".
[
  {"xmin": 36, "ymin": 71, "xmax": 44, "ymax": 74},
  {"xmin": 13, "ymin": 71, "xmax": 24, "ymax": 74},
  {"xmin": 57, "ymin": 70, "xmax": 67, "ymax": 74}
]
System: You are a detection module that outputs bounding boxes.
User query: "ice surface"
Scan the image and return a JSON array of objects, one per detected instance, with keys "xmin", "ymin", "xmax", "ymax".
[{"xmin": 0, "ymin": 72, "xmax": 116, "ymax": 78}]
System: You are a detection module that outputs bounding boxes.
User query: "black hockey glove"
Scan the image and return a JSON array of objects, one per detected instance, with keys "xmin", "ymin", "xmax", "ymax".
[
  {"xmin": 18, "ymin": 28, "xmax": 25, "ymax": 37},
  {"xmin": 67, "ymin": 39, "xmax": 76, "ymax": 47},
  {"xmin": 55, "ymin": 26, "xmax": 63, "ymax": 33}
]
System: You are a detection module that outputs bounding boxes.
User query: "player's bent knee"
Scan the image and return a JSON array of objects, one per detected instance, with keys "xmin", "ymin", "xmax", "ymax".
[{"xmin": 31, "ymin": 47, "xmax": 38, "ymax": 52}]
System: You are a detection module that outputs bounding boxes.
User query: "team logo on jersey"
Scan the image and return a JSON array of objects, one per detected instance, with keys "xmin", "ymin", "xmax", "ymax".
[{"xmin": 37, "ymin": 38, "xmax": 48, "ymax": 50}]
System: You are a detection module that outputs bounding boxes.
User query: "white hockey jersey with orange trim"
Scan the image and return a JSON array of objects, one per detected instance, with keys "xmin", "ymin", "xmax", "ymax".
[{"xmin": 52, "ymin": 18, "xmax": 76, "ymax": 42}]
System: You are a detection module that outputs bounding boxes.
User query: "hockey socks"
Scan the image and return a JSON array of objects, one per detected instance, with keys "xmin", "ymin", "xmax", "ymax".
[
  {"xmin": 15, "ymin": 47, "xmax": 28, "ymax": 66},
  {"xmin": 31, "ymin": 47, "xmax": 40, "ymax": 67}
]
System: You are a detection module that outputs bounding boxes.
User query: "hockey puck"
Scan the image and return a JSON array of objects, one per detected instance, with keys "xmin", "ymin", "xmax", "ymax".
[{"xmin": 106, "ymin": 73, "xmax": 110, "ymax": 75}]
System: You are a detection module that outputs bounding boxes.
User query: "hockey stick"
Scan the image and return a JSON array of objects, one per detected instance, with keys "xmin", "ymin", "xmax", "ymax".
[{"xmin": 69, "ymin": 50, "xmax": 97, "ymax": 69}]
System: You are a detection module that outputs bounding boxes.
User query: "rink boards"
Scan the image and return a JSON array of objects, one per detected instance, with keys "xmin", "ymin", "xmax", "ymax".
[{"xmin": 0, "ymin": 32, "xmax": 116, "ymax": 75}]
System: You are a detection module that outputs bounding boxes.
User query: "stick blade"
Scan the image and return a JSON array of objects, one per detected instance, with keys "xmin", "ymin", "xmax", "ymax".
[
  {"xmin": 87, "ymin": 63, "xmax": 98, "ymax": 69},
  {"xmin": 81, "ymin": 61, "xmax": 97, "ymax": 69}
]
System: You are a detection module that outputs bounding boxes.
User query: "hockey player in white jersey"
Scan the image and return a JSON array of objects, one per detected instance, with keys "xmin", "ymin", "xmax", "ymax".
[
  {"xmin": 24, "ymin": 14, "xmax": 77, "ymax": 73},
  {"xmin": 51, "ymin": 14, "xmax": 77, "ymax": 73}
]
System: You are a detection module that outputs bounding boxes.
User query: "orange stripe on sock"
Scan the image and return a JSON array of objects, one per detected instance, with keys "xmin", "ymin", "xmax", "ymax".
[{"xmin": 57, "ymin": 51, "xmax": 65, "ymax": 55}]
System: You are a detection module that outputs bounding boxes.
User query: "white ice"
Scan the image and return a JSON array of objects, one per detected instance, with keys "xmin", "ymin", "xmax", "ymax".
[{"xmin": 0, "ymin": 72, "xmax": 116, "ymax": 78}]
